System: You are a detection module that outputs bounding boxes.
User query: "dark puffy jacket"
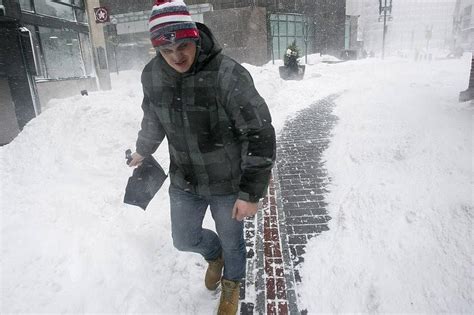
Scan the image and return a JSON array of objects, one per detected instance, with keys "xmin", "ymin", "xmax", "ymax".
[{"xmin": 136, "ymin": 23, "xmax": 276, "ymax": 202}]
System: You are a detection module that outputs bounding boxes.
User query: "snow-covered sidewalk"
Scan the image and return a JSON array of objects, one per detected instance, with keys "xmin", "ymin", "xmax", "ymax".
[
  {"xmin": 1, "ymin": 54, "xmax": 472, "ymax": 313},
  {"xmin": 298, "ymin": 56, "xmax": 473, "ymax": 313}
]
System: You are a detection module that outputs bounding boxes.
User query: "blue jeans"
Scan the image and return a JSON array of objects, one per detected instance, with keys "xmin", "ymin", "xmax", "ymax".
[{"xmin": 169, "ymin": 184, "xmax": 246, "ymax": 281}]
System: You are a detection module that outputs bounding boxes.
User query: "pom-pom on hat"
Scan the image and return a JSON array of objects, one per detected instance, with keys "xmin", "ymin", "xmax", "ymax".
[{"xmin": 149, "ymin": 0, "xmax": 199, "ymax": 48}]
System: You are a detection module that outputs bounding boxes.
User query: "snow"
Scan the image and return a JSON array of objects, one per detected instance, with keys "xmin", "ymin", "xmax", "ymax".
[
  {"xmin": 1, "ymin": 53, "xmax": 473, "ymax": 313},
  {"xmin": 298, "ymin": 55, "xmax": 473, "ymax": 313}
]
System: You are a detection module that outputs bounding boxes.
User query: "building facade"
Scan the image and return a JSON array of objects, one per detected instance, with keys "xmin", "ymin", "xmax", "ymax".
[
  {"xmin": 1, "ymin": 0, "xmax": 346, "ymax": 144},
  {"xmin": 0, "ymin": 0, "xmax": 99, "ymax": 144},
  {"xmin": 196, "ymin": 0, "xmax": 346, "ymax": 61},
  {"xmin": 100, "ymin": 0, "xmax": 346, "ymax": 68},
  {"xmin": 350, "ymin": 0, "xmax": 457, "ymax": 57},
  {"xmin": 453, "ymin": 0, "xmax": 473, "ymax": 51}
]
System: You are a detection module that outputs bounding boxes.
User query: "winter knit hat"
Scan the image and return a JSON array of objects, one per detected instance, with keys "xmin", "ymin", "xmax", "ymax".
[{"xmin": 149, "ymin": 0, "xmax": 200, "ymax": 48}]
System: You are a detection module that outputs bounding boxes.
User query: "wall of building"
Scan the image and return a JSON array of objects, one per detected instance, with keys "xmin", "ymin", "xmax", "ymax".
[
  {"xmin": 358, "ymin": 0, "xmax": 457, "ymax": 56},
  {"xmin": 453, "ymin": 0, "xmax": 474, "ymax": 51},
  {"xmin": 204, "ymin": 7, "xmax": 268, "ymax": 65},
  {"xmin": 100, "ymin": 0, "xmax": 153, "ymax": 15},
  {"xmin": 0, "ymin": 78, "xmax": 20, "ymax": 145},
  {"xmin": 0, "ymin": 19, "xmax": 38, "ymax": 130},
  {"xmin": 311, "ymin": 0, "xmax": 346, "ymax": 55},
  {"xmin": 345, "ymin": 15, "xmax": 360, "ymax": 51},
  {"xmin": 188, "ymin": 0, "xmax": 346, "ymax": 57},
  {"xmin": 99, "ymin": 0, "xmax": 346, "ymax": 65},
  {"xmin": 36, "ymin": 77, "xmax": 98, "ymax": 108},
  {"xmin": 14, "ymin": 2, "xmax": 97, "ymax": 111},
  {"xmin": 0, "ymin": 0, "xmax": 102, "ymax": 144}
]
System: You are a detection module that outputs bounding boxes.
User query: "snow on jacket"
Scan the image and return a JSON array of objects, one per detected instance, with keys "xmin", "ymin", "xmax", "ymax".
[{"xmin": 136, "ymin": 23, "xmax": 276, "ymax": 202}]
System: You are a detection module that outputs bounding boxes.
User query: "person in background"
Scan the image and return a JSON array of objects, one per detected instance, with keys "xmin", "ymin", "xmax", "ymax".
[{"xmin": 128, "ymin": 0, "xmax": 276, "ymax": 313}]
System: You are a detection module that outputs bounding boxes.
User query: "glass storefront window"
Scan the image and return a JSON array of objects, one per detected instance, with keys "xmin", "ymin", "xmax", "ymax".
[
  {"xmin": 279, "ymin": 21, "xmax": 287, "ymax": 36},
  {"xmin": 270, "ymin": 13, "xmax": 307, "ymax": 59},
  {"xmin": 73, "ymin": 0, "xmax": 87, "ymax": 23},
  {"xmin": 272, "ymin": 36, "xmax": 279, "ymax": 59},
  {"xmin": 296, "ymin": 22, "xmax": 304, "ymax": 36},
  {"xmin": 38, "ymin": 26, "xmax": 85, "ymax": 79},
  {"xmin": 35, "ymin": 0, "xmax": 75, "ymax": 21},
  {"xmin": 19, "ymin": 0, "xmax": 33, "ymax": 11},
  {"xmin": 74, "ymin": 8, "xmax": 86, "ymax": 23},
  {"xmin": 288, "ymin": 22, "xmax": 295, "ymax": 36},
  {"xmin": 25, "ymin": 25, "xmax": 47, "ymax": 78},
  {"xmin": 79, "ymin": 33, "xmax": 94, "ymax": 76}
]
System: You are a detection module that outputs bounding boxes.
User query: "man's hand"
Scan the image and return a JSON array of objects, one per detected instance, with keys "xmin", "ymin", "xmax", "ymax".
[
  {"xmin": 232, "ymin": 199, "xmax": 258, "ymax": 221},
  {"xmin": 128, "ymin": 152, "xmax": 145, "ymax": 167}
]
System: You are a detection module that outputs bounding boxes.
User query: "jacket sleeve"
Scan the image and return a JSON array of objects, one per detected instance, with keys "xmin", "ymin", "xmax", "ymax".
[
  {"xmin": 222, "ymin": 65, "xmax": 276, "ymax": 202},
  {"xmin": 135, "ymin": 74, "xmax": 166, "ymax": 157}
]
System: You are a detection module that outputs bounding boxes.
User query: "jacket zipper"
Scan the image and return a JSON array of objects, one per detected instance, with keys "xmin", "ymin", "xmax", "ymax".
[{"xmin": 178, "ymin": 77, "xmax": 196, "ymax": 190}]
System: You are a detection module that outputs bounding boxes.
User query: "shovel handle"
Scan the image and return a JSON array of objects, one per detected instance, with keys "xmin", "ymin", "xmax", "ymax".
[{"xmin": 125, "ymin": 149, "xmax": 133, "ymax": 165}]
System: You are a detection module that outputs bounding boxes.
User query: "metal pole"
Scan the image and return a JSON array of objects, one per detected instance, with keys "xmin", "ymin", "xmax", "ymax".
[
  {"xmin": 84, "ymin": 0, "xmax": 111, "ymax": 90},
  {"xmin": 113, "ymin": 44, "xmax": 119, "ymax": 75},
  {"xmin": 382, "ymin": 0, "xmax": 387, "ymax": 59},
  {"xmin": 270, "ymin": 21, "xmax": 275, "ymax": 65},
  {"xmin": 304, "ymin": 21, "xmax": 308, "ymax": 64}
]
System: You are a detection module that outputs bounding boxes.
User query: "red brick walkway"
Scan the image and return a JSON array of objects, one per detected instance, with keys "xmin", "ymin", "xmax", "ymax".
[
  {"xmin": 240, "ymin": 174, "xmax": 299, "ymax": 314},
  {"xmin": 262, "ymin": 178, "xmax": 289, "ymax": 314},
  {"xmin": 240, "ymin": 96, "xmax": 337, "ymax": 314}
]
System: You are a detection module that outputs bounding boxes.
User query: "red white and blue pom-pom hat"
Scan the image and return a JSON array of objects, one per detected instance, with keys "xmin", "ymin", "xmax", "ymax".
[{"xmin": 149, "ymin": 0, "xmax": 200, "ymax": 48}]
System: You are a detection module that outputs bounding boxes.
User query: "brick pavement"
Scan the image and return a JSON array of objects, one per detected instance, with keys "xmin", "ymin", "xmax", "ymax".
[
  {"xmin": 240, "ymin": 176, "xmax": 297, "ymax": 314},
  {"xmin": 276, "ymin": 96, "xmax": 338, "ymax": 286},
  {"xmin": 240, "ymin": 96, "xmax": 338, "ymax": 314}
]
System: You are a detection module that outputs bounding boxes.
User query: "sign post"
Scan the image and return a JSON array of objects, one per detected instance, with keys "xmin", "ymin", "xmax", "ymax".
[
  {"xmin": 378, "ymin": 0, "xmax": 393, "ymax": 59},
  {"xmin": 85, "ymin": 1, "xmax": 111, "ymax": 90}
]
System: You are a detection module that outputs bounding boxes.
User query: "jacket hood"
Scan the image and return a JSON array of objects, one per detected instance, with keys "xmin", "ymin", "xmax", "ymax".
[{"xmin": 193, "ymin": 22, "xmax": 222, "ymax": 72}]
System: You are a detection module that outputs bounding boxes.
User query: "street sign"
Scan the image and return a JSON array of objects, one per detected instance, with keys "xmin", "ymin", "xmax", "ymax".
[{"xmin": 94, "ymin": 7, "xmax": 109, "ymax": 23}]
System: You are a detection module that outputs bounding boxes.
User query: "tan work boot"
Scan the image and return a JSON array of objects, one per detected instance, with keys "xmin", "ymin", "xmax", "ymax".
[
  {"xmin": 205, "ymin": 254, "xmax": 224, "ymax": 290},
  {"xmin": 217, "ymin": 278, "xmax": 240, "ymax": 315}
]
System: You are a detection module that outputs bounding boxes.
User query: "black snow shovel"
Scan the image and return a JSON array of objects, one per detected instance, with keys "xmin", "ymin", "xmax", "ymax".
[{"xmin": 124, "ymin": 149, "xmax": 167, "ymax": 210}]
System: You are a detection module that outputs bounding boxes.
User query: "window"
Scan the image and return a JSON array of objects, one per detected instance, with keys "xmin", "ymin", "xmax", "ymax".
[
  {"xmin": 19, "ymin": 0, "xmax": 33, "ymax": 11},
  {"xmin": 38, "ymin": 26, "xmax": 85, "ymax": 79},
  {"xmin": 462, "ymin": 5, "xmax": 472, "ymax": 30},
  {"xmin": 34, "ymin": 0, "xmax": 75, "ymax": 21},
  {"xmin": 72, "ymin": 0, "xmax": 87, "ymax": 23},
  {"xmin": 24, "ymin": 25, "xmax": 47, "ymax": 77},
  {"xmin": 79, "ymin": 33, "xmax": 94, "ymax": 77},
  {"xmin": 22, "ymin": 0, "xmax": 86, "ymax": 22},
  {"xmin": 270, "ymin": 13, "xmax": 307, "ymax": 60},
  {"xmin": 19, "ymin": 1, "xmax": 92, "ymax": 80}
]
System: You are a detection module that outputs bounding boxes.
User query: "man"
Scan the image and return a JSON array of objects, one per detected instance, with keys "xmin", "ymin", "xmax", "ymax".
[{"xmin": 128, "ymin": 1, "xmax": 276, "ymax": 313}]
